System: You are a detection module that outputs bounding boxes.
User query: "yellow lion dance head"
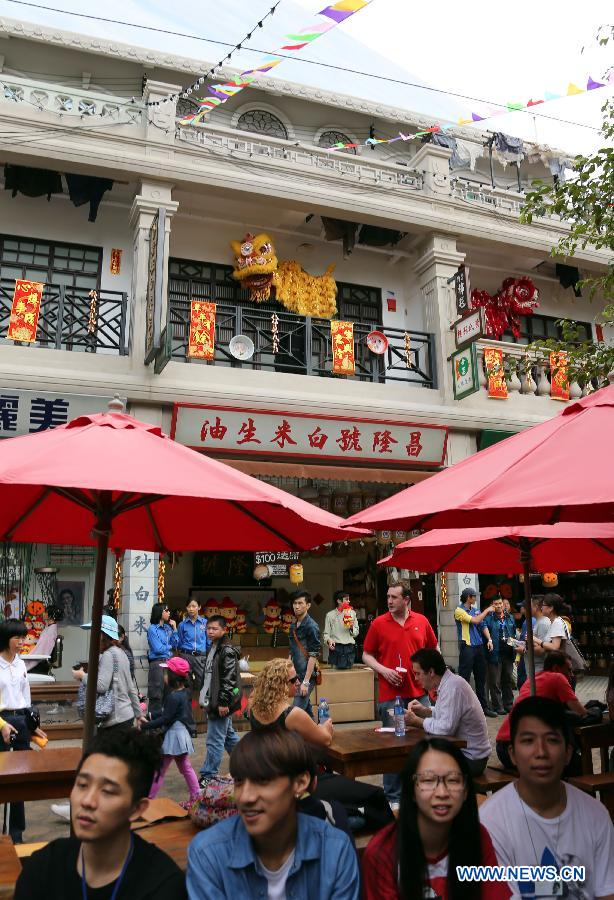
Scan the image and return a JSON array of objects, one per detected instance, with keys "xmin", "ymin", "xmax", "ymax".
[{"xmin": 230, "ymin": 232, "xmax": 337, "ymax": 318}]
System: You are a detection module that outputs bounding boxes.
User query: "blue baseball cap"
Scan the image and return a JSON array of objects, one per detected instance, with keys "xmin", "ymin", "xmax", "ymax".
[{"xmin": 81, "ymin": 614, "xmax": 119, "ymax": 640}]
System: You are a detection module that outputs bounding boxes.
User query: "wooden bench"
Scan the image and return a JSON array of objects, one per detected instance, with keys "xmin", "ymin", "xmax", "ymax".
[
  {"xmin": 473, "ymin": 767, "xmax": 515, "ymax": 794},
  {"xmin": 573, "ymin": 721, "xmax": 614, "ymax": 775}
]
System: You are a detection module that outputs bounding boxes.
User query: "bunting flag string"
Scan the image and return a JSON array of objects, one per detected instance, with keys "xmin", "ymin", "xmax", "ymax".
[
  {"xmin": 179, "ymin": 0, "xmax": 374, "ymax": 126},
  {"xmin": 324, "ymin": 73, "xmax": 614, "ymax": 151}
]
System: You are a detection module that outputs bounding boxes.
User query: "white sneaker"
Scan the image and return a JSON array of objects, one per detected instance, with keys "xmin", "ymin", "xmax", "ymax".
[{"xmin": 50, "ymin": 803, "xmax": 70, "ymax": 821}]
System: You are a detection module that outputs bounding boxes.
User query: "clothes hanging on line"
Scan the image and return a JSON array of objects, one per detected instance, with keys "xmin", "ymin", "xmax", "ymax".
[
  {"xmin": 4, "ymin": 164, "xmax": 62, "ymax": 200},
  {"xmin": 65, "ymin": 174, "xmax": 114, "ymax": 222}
]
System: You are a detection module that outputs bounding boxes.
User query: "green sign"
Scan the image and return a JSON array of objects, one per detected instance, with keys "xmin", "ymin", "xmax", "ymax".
[{"xmin": 451, "ymin": 344, "xmax": 479, "ymax": 400}]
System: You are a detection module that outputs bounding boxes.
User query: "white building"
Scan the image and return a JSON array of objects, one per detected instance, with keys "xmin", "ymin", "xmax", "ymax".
[{"xmin": 0, "ymin": 18, "xmax": 608, "ymax": 679}]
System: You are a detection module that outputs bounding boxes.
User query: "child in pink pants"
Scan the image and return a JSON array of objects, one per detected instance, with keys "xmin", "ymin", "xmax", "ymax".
[{"xmin": 143, "ymin": 656, "xmax": 200, "ymax": 800}]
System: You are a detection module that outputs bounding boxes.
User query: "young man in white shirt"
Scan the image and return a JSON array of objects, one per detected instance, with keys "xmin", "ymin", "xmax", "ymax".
[
  {"xmin": 404, "ymin": 647, "xmax": 491, "ymax": 775},
  {"xmin": 323, "ymin": 590, "xmax": 359, "ymax": 670},
  {"xmin": 480, "ymin": 695, "xmax": 614, "ymax": 899}
]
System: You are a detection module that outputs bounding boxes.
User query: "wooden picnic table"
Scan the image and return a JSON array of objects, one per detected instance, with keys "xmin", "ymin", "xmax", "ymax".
[
  {"xmin": 0, "ymin": 837, "xmax": 21, "ymax": 899},
  {"xmin": 324, "ymin": 726, "xmax": 466, "ymax": 779},
  {"xmin": 137, "ymin": 818, "xmax": 200, "ymax": 871},
  {"xmin": 0, "ymin": 747, "xmax": 81, "ymax": 803}
]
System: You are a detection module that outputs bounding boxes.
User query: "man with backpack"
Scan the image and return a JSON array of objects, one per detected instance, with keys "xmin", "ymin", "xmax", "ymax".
[{"xmin": 198, "ymin": 615, "xmax": 242, "ymax": 785}]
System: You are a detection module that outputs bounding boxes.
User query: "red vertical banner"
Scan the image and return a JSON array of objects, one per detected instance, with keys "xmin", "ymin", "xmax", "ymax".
[
  {"xmin": 109, "ymin": 248, "xmax": 122, "ymax": 275},
  {"xmin": 7, "ymin": 279, "xmax": 44, "ymax": 343},
  {"xmin": 188, "ymin": 300, "xmax": 216, "ymax": 359},
  {"xmin": 550, "ymin": 351, "xmax": 570, "ymax": 401},
  {"xmin": 331, "ymin": 320, "xmax": 355, "ymax": 375},
  {"xmin": 484, "ymin": 347, "xmax": 508, "ymax": 399}
]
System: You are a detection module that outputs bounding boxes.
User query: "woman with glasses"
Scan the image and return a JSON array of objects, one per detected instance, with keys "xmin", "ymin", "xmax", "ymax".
[
  {"xmin": 362, "ymin": 738, "xmax": 509, "ymax": 899},
  {"xmin": 147, "ymin": 603, "xmax": 177, "ymax": 717}
]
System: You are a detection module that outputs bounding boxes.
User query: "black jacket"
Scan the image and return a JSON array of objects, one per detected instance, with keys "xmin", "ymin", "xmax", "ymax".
[{"xmin": 207, "ymin": 640, "xmax": 242, "ymax": 718}]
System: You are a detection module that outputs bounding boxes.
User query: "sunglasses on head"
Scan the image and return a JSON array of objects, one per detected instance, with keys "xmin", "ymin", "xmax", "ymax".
[{"xmin": 288, "ymin": 675, "xmax": 300, "ymax": 684}]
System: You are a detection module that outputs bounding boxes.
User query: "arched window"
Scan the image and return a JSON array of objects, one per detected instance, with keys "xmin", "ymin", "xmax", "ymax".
[
  {"xmin": 318, "ymin": 130, "xmax": 357, "ymax": 155},
  {"xmin": 237, "ymin": 109, "xmax": 288, "ymax": 139}
]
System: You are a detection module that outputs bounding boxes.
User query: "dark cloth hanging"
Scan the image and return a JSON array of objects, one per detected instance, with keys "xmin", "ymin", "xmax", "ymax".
[
  {"xmin": 493, "ymin": 132, "xmax": 524, "ymax": 156},
  {"xmin": 321, "ymin": 216, "xmax": 358, "ymax": 257},
  {"xmin": 65, "ymin": 173, "xmax": 113, "ymax": 222},
  {"xmin": 358, "ymin": 225, "xmax": 406, "ymax": 247},
  {"xmin": 556, "ymin": 263, "xmax": 582, "ymax": 298},
  {"xmin": 4, "ymin": 164, "xmax": 62, "ymax": 201}
]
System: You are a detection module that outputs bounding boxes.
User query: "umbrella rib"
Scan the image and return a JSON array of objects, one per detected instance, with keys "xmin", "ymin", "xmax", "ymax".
[
  {"xmin": 227, "ymin": 500, "xmax": 292, "ymax": 548},
  {"xmin": 3, "ymin": 487, "xmax": 52, "ymax": 540},
  {"xmin": 115, "ymin": 494, "xmax": 164, "ymax": 516},
  {"xmin": 591, "ymin": 539, "xmax": 614, "ymax": 557},
  {"xmin": 436, "ymin": 543, "xmax": 471, "ymax": 570},
  {"xmin": 145, "ymin": 503, "xmax": 167, "ymax": 554},
  {"xmin": 51, "ymin": 486, "xmax": 97, "ymax": 513}
]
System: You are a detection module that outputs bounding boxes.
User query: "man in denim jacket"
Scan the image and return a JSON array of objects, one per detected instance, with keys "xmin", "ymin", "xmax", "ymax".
[
  {"xmin": 187, "ymin": 728, "xmax": 359, "ymax": 900},
  {"xmin": 288, "ymin": 590, "xmax": 321, "ymax": 720}
]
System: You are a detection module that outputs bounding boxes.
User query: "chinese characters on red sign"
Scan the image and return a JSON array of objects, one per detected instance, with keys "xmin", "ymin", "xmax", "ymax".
[
  {"xmin": 172, "ymin": 406, "xmax": 448, "ymax": 467},
  {"xmin": 7, "ymin": 280, "xmax": 44, "ymax": 343},
  {"xmin": 188, "ymin": 300, "xmax": 216, "ymax": 360},
  {"xmin": 200, "ymin": 416, "xmax": 426, "ymax": 459}
]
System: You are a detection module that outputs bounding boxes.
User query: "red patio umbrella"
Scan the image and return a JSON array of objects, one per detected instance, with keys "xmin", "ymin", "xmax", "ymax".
[
  {"xmin": 343, "ymin": 381, "xmax": 614, "ymax": 533},
  {"xmin": 380, "ymin": 521, "xmax": 614, "ymax": 692},
  {"xmin": 0, "ymin": 403, "xmax": 365, "ymax": 739}
]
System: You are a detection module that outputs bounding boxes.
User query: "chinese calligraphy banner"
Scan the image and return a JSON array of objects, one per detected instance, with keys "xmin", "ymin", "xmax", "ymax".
[
  {"xmin": 484, "ymin": 347, "xmax": 508, "ymax": 399},
  {"xmin": 172, "ymin": 404, "xmax": 448, "ymax": 467},
  {"xmin": 550, "ymin": 351, "xmax": 570, "ymax": 401},
  {"xmin": 188, "ymin": 300, "xmax": 216, "ymax": 360},
  {"xmin": 110, "ymin": 248, "xmax": 122, "ymax": 275},
  {"xmin": 454, "ymin": 308, "xmax": 483, "ymax": 349},
  {"xmin": 331, "ymin": 320, "xmax": 355, "ymax": 375},
  {"xmin": 7, "ymin": 280, "xmax": 44, "ymax": 343}
]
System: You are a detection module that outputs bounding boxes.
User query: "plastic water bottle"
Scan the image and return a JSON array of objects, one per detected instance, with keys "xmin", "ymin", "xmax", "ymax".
[
  {"xmin": 318, "ymin": 698, "xmax": 330, "ymax": 723},
  {"xmin": 393, "ymin": 696, "xmax": 406, "ymax": 737}
]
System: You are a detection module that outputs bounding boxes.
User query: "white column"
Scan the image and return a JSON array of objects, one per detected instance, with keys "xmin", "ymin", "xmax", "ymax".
[
  {"xmin": 414, "ymin": 234, "xmax": 465, "ymax": 401},
  {"xmin": 120, "ymin": 549, "xmax": 160, "ymax": 691},
  {"xmin": 128, "ymin": 181, "xmax": 178, "ymax": 368},
  {"xmin": 438, "ymin": 572, "xmax": 480, "ymax": 667}
]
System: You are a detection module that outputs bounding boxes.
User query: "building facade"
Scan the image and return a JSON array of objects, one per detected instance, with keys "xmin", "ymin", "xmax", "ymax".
[{"xmin": 0, "ymin": 17, "xmax": 608, "ymax": 678}]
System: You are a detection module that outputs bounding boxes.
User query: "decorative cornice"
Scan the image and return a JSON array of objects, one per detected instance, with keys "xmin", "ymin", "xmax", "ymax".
[{"xmin": 0, "ymin": 14, "xmax": 484, "ymax": 141}]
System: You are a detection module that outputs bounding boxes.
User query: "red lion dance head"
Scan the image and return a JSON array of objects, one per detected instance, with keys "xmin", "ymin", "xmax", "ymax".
[{"xmin": 471, "ymin": 277, "xmax": 539, "ymax": 341}]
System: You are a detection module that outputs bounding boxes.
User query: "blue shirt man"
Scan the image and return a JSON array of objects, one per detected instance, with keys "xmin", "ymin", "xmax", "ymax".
[
  {"xmin": 483, "ymin": 598, "xmax": 518, "ymax": 713},
  {"xmin": 176, "ymin": 598, "xmax": 210, "ymax": 690}
]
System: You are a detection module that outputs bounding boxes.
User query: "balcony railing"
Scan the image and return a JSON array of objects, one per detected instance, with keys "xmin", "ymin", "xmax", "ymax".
[
  {"xmin": 165, "ymin": 300, "xmax": 436, "ymax": 388},
  {"xmin": 0, "ymin": 279, "xmax": 128, "ymax": 354},
  {"xmin": 473, "ymin": 339, "xmax": 588, "ymax": 402}
]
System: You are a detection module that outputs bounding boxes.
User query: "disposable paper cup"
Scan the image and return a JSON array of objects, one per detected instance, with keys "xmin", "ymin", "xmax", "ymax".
[{"xmin": 396, "ymin": 667, "xmax": 407, "ymax": 674}]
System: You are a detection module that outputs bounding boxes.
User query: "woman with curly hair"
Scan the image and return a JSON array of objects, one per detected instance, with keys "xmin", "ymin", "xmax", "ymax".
[
  {"xmin": 250, "ymin": 659, "xmax": 393, "ymax": 832},
  {"xmin": 249, "ymin": 658, "xmax": 333, "ymax": 748}
]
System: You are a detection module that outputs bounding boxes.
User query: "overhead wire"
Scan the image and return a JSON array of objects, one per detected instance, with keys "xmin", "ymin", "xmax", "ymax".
[{"xmin": 0, "ymin": 0, "xmax": 606, "ymax": 132}]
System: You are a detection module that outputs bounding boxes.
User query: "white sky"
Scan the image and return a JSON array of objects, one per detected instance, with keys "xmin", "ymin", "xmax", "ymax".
[{"xmin": 0, "ymin": 0, "xmax": 612, "ymax": 153}]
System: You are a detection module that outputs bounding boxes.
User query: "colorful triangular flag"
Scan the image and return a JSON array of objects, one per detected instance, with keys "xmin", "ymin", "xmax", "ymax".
[
  {"xmin": 566, "ymin": 83, "xmax": 584, "ymax": 95},
  {"xmin": 544, "ymin": 91, "xmax": 562, "ymax": 101},
  {"xmin": 586, "ymin": 76, "xmax": 604, "ymax": 90},
  {"xmin": 527, "ymin": 98, "xmax": 544, "ymax": 106},
  {"xmin": 471, "ymin": 112, "xmax": 485, "ymax": 121}
]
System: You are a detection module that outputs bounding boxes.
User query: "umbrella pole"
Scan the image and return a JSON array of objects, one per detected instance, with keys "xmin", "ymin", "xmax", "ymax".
[
  {"xmin": 519, "ymin": 537, "xmax": 536, "ymax": 696},
  {"xmin": 82, "ymin": 492, "xmax": 112, "ymax": 746}
]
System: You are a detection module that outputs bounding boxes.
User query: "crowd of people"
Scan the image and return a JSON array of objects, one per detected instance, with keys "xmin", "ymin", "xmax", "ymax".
[{"xmin": 3, "ymin": 581, "xmax": 614, "ymax": 898}]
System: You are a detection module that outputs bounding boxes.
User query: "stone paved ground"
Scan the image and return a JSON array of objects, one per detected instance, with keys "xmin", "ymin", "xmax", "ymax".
[{"xmin": 17, "ymin": 675, "xmax": 609, "ymax": 844}]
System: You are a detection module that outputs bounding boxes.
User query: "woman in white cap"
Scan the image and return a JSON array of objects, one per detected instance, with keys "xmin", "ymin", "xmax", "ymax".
[{"xmin": 73, "ymin": 614, "xmax": 144, "ymax": 735}]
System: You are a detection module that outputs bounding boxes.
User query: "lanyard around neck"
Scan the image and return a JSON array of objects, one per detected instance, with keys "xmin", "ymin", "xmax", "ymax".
[{"xmin": 81, "ymin": 834, "xmax": 134, "ymax": 900}]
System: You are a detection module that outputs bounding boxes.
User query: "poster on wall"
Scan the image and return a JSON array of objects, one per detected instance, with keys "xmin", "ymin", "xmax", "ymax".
[{"xmin": 56, "ymin": 581, "xmax": 85, "ymax": 626}]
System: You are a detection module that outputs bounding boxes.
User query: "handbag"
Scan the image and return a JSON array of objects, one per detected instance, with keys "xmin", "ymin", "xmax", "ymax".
[
  {"xmin": 76, "ymin": 649, "xmax": 119, "ymax": 723},
  {"xmin": 293, "ymin": 629, "xmax": 322, "ymax": 685},
  {"xmin": 186, "ymin": 776, "xmax": 237, "ymax": 829},
  {"xmin": 561, "ymin": 621, "xmax": 587, "ymax": 673}
]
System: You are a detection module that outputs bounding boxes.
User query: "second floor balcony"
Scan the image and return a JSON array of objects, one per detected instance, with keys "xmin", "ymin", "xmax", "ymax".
[
  {"xmin": 162, "ymin": 299, "xmax": 437, "ymax": 389},
  {"xmin": 0, "ymin": 278, "xmax": 128, "ymax": 355}
]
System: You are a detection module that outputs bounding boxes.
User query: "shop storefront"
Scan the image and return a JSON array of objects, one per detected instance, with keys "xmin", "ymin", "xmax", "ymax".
[{"xmin": 165, "ymin": 402, "xmax": 449, "ymax": 716}]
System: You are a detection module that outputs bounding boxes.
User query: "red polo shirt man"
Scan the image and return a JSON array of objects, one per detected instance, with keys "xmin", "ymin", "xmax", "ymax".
[{"xmin": 362, "ymin": 583, "xmax": 438, "ymax": 805}]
